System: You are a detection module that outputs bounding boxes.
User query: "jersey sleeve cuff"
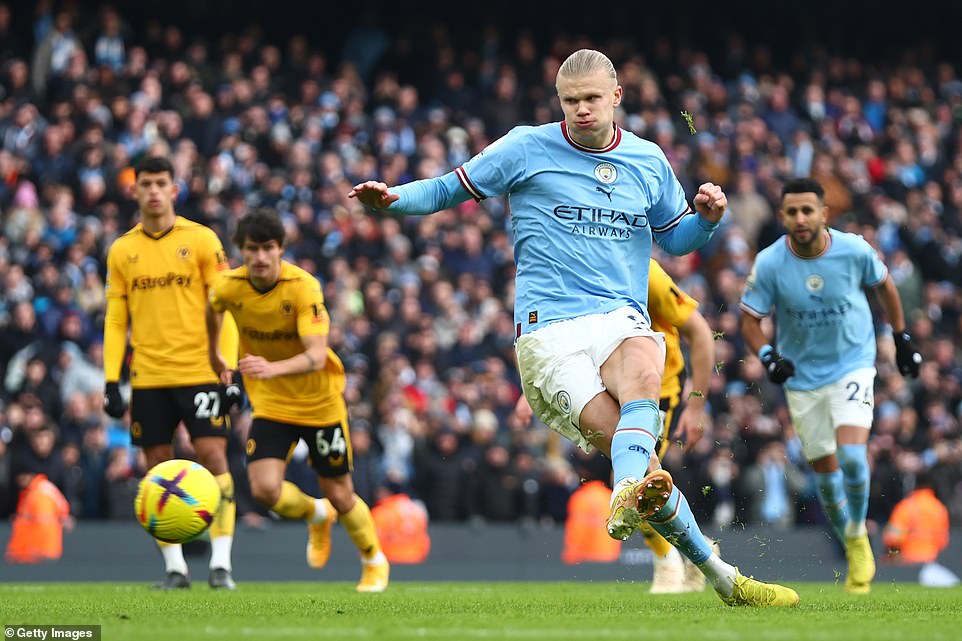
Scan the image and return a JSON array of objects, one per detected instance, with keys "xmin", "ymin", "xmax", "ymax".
[
  {"xmin": 696, "ymin": 213, "xmax": 720, "ymax": 231},
  {"xmin": 867, "ymin": 267, "xmax": 889, "ymax": 288},
  {"xmin": 651, "ymin": 208, "xmax": 689, "ymax": 234},
  {"xmin": 739, "ymin": 301, "xmax": 769, "ymax": 318},
  {"xmin": 455, "ymin": 166, "xmax": 486, "ymax": 202}
]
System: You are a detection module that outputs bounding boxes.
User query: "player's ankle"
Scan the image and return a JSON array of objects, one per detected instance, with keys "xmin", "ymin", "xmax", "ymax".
[
  {"xmin": 362, "ymin": 550, "xmax": 387, "ymax": 565},
  {"xmin": 845, "ymin": 521, "xmax": 867, "ymax": 538},
  {"xmin": 697, "ymin": 554, "xmax": 736, "ymax": 598},
  {"xmin": 310, "ymin": 498, "xmax": 329, "ymax": 524}
]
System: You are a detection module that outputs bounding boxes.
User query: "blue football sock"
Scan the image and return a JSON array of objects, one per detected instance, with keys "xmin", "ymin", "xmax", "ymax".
[
  {"xmin": 610, "ymin": 399, "xmax": 659, "ymax": 486},
  {"xmin": 815, "ymin": 469, "xmax": 849, "ymax": 541},
  {"xmin": 838, "ymin": 444, "xmax": 869, "ymax": 527},
  {"xmin": 647, "ymin": 485, "xmax": 713, "ymax": 564}
]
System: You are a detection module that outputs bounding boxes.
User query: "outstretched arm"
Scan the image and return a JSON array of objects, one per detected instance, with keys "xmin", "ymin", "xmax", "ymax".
[{"xmin": 349, "ymin": 172, "xmax": 473, "ymax": 215}]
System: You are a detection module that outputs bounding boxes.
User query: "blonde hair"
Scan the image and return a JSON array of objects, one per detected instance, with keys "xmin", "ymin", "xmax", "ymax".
[{"xmin": 556, "ymin": 49, "xmax": 617, "ymax": 86}]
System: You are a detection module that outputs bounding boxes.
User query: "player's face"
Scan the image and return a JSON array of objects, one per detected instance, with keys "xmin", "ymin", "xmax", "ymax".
[
  {"xmin": 557, "ymin": 70, "xmax": 622, "ymax": 147},
  {"xmin": 241, "ymin": 238, "xmax": 283, "ymax": 285},
  {"xmin": 134, "ymin": 171, "xmax": 178, "ymax": 217},
  {"xmin": 780, "ymin": 192, "xmax": 827, "ymax": 248}
]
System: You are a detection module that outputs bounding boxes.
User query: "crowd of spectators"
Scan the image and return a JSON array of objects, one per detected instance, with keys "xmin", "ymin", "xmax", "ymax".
[{"xmin": 1, "ymin": 3, "xmax": 960, "ymax": 537}]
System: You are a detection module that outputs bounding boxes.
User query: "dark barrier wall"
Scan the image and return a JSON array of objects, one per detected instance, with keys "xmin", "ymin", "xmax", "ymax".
[{"xmin": 1, "ymin": 523, "xmax": 958, "ymax": 583}]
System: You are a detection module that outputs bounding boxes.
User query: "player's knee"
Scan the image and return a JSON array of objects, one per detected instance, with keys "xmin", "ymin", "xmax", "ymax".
[
  {"xmin": 195, "ymin": 449, "xmax": 228, "ymax": 475},
  {"xmin": 250, "ymin": 478, "xmax": 281, "ymax": 507},
  {"xmin": 623, "ymin": 366, "xmax": 661, "ymax": 399},
  {"xmin": 144, "ymin": 447, "xmax": 172, "ymax": 469},
  {"xmin": 320, "ymin": 476, "xmax": 355, "ymax": 512}
]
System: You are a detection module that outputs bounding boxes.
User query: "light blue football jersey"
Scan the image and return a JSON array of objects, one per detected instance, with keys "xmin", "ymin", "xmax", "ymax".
[
  {"xmin": 740, "ymin": 230, "xmax": 887, "ymax": 390},
  {"xmin": 455, "ymin": 122, "xmax": 702, "ymax": 334}
]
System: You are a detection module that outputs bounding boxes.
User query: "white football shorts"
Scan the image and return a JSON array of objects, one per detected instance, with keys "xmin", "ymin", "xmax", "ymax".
[
  {"xmin": 785, "ymin": 367, "xmax": 876, "ymax": 461},
  {"xmin": 515, "ymin": 306, "xmax": 666, "ymax": 452}
]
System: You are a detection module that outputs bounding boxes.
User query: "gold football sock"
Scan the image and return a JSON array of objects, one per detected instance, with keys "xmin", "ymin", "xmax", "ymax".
[
  {"xmin": 271, "ymin": 481, "xmax": 317, "ymax": 521},
  {"xmin": 339, "ymin": 495, "xmax": 381, "ymax": 560},
  {"xmin": 639, "ymin": 521, "xmax": 674, "ymax": 557},
  {"xmin": 209, "ymin": 473, "xmax": 236, "ymax": 539}
]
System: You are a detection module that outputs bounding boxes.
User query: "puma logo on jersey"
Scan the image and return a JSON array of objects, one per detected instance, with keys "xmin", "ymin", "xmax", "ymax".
[{"xmin": 595, "ymin": 186, "xmax": 614, "ymax": 201}]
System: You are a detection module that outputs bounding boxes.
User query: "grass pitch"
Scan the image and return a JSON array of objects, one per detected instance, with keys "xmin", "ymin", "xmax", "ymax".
[{"xmin": 2, "ymin": 582, "xmax": 960, "ymax": 641}]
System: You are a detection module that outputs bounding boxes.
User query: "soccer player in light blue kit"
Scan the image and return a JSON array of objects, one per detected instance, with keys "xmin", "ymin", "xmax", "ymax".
[
  {"xmin": 740, "ymin": 177, "xmax": 923, "ymax": 594},
  {"xmin": 351, "ymin": 49, "xmax": 798, "ymax": 607}
]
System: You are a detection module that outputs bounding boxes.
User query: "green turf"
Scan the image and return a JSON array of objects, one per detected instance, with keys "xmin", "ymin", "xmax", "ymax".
[{"xmin": 2, "ymin": 582, "xmax": 960, "ymax": 641}]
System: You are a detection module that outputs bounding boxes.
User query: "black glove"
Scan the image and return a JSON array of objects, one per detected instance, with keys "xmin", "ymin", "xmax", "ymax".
[
  {"xmin": 217, "ymin": 376, "xmax": 244, "ymax": 417},
  {"xmin": 759, "ymin": 345, "xmax": 795, "ymax": 384},
  {"xmin": 893, "ymin": 332, "xmax": 922, "ymax": 378},
  {"xmin": 103, "ymin": 382, "xmax": 126, "ymax": 418}
]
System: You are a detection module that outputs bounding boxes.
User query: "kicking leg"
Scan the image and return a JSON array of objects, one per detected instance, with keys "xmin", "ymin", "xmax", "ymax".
[{"xmin": 579, "ymin": 385, "xmax": 672, "ymax": 541}]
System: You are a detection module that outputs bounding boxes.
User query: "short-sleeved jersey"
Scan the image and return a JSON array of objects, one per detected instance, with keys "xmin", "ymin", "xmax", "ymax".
[
  {"xmin": 209, "ymin": 261, "xmax": 347, "ymax": 426},
  {"xmin": 456, "ymin": 122, "xmax": 691, "ymax": 334},
  {"xmin": 105, "ymin": 216, "xmax": 229, "ymax": 388},
  {"xmin": 648, "ymin": 260, "xmax": 699, "ymax": 399},
  {"xmin": 740, "ymin": 230, "xmax": 887, "ymax": 390}
]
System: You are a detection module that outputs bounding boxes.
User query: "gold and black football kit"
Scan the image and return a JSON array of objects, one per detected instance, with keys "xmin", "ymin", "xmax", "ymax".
[
  {"xmin": 210, "ymin": 261, "xmax": 352, "ymax": 475},
  {"xmin": 104, "ymin": 216, "xmax": 237, "ymax": 446}
]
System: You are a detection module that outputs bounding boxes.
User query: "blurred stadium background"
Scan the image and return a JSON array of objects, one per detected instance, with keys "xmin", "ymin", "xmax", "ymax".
[{"xmin": 1, "ymin": 0, "xmax": 961, "ymax": 583}]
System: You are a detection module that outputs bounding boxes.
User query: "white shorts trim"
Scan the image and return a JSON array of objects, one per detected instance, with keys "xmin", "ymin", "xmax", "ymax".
[
  {"xmin": 515, "ymin": 306, "xmax": 666, "ymax": 451},
  {"xmin": 785, "ymin": 367, "xmax": 876, "ymax": 461}
]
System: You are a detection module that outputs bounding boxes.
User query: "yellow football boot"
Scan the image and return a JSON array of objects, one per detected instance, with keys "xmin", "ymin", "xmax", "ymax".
[
  {"xmin": 719, "ymin": 569, "xmax": 800, "ymax": 607},
  {"xmin": 606, "ymin": 469, "xmax": 674, "ymax": 541},
  {"xmin": 306, "ymin": 498, "xmax": 337, "ymax": 569},
  {"xmin": 845, "ymin": 533, "xmax": 876, "ymax": 594},
  {"xmin": 356, "ymin": 558, "xmax": 390, "ymax": 593}
]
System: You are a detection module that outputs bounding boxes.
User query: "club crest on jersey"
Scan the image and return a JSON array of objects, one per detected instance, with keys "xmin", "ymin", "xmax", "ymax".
[
  {"xmin": 555, "ymin": 390, "xmax": 572, "ymax": 414},
  {"xmin": 177, "ymin": 246, "xmax": 191, "ymax": 260},
  {"xmin": 805, "ymin": 274, "xmax": 825, "ymax": 293},
  {"xmin": 594, "ymin": 162, "xmax": 618, "ymax": 184},
  {"xmin": 280, "ymin": 300, "xmax": 294, "ymax": 316}
]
